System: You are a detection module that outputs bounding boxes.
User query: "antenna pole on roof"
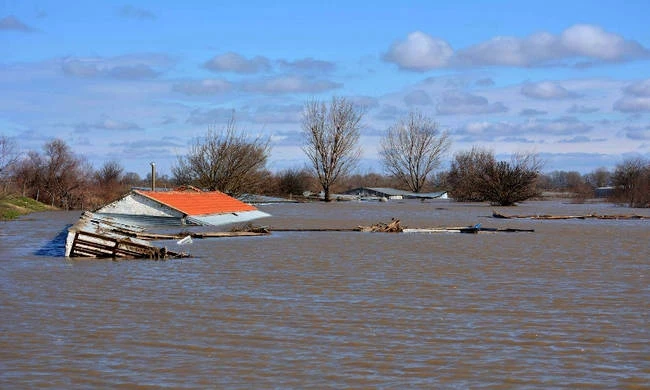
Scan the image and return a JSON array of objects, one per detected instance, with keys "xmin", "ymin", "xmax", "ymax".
[{"xmin": 151, "ymin": 162, "xmax": 156, "ymax": 191}]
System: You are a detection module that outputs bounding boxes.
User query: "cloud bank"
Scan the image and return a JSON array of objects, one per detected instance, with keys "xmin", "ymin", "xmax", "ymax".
[{"xmin": 384, "ymin": 24, "xmax": 650, "ymax": 70}]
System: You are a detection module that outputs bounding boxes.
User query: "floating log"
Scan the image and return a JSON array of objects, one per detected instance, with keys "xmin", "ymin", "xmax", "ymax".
[{"xmin": 493, "ymin": 211, "xmax": 647, "ymax": 220}]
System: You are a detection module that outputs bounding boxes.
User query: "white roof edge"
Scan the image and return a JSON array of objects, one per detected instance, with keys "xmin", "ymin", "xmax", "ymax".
[{"xmin": 186, "ymin": 210, "xmax": 271, "ymax": 226}]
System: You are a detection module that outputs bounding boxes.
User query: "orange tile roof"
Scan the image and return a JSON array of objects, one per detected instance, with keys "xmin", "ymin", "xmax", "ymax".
[{"xmin": 135, "ymin": 189, "xmax": 257, "ymax": 216}]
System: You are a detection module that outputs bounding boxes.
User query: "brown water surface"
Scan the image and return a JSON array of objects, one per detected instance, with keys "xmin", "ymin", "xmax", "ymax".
[{"xmin": 1, "ymin": 200, "xmax": 649, "ymax": 388}]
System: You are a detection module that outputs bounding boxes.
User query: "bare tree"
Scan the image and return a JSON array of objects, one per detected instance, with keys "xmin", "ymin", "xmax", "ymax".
[
  {"xmin": 95, "ymin": 160, "xmax": 124, "ymax": 186},
  {"xmin": 12, "ymin": 139, "xmax": 90, "ymax": 209},
  {"xmin": 0, "ymin": 135, "xmax": 19, "ymax": 193},
  {"xmin": 476, "ymin": 152, "xmax": 542, "ymax": 206},
  {"xmin": 302, "ymin": 97, "xmax": 363, "ymax": 201},
  {"xmin": 42, "ymin": 139, "xmax": 92, "ymax": 209},
  {"xmin": 380, "ymin": 111, "xmax": 450, "ymax": 192},
  {"xmin": 13, "ymin": 151, "xmax": 44, "ymax": 199},
  {"xmin": 172, "ymin": 116, "xmax": 270, "ymax": 195},
  {"xmin": 447, "ymin": 146, "xmax": 496, "ymax": 202},
  {"xmin": 94, "ymin": 160, "xmax": 126, "ymax": 202},
  {"xmin": 447, "ymin": 148, "xmax": 542, "ymax": 205},
  {"xmin": 584, "ymin": 167, "xmax": 611, "ymax": 188},
  {"xmin": 276, "ymin": 168, "xmax": 313, "ymax": 197},
  {"xmin": 612, "ymin": 157, "xmax": 649, "ymax": 208},
  {"xmin": 121, "ymin": 172, "xmax": 142, "ymax": 187}
]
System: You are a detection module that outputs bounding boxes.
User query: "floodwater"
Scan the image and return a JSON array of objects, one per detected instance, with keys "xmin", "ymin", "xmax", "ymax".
[{"xmin": 1, "ymin": 200, "xmax": 649, "ymax": 389}]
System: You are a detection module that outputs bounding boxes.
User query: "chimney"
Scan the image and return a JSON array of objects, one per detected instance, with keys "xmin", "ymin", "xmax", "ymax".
[{"xmin": 150, "ymin": 162, "xmax": 156, "ymax": 191}]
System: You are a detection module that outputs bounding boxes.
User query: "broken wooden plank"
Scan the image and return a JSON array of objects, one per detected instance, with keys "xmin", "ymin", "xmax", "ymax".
[{"xmin": 66, "ymin": 212, "xmax": 188, "ymax": 259}]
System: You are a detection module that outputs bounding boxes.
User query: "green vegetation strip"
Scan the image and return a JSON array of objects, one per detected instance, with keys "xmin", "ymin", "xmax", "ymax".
[{"xmin": 0, "ymin": 195, "xmax": 54, "ymax": 220}]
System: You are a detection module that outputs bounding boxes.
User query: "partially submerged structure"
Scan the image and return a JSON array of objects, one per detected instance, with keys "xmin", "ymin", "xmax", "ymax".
[
  {"xmin": 65, "ymin": 211, "xmax": 189, "ymax": 259},
  {"xmin": 66, "ymin": 186, "xmax": 270, "ymax": 259},
  {"xmin": 94, "ymin": 186, "xmax": 270, "ymax": 227}
]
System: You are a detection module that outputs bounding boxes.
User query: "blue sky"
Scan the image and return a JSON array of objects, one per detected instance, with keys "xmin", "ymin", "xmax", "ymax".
[{"xmin": 2, "ymin": 1, "xmax": 649, "ymax": 177}]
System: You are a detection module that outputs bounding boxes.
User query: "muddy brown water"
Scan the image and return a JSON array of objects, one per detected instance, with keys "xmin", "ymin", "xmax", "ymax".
[{"xmin": 1, "ymin": 200, "xmax": 648, "ymax": 388}]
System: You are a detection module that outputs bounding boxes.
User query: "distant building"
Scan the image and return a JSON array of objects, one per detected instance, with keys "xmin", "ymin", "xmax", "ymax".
[
  {"xmin": 341, "ymin": 187, "xmax": 448, "ymax": 200},
  {"xmin": 594, "ymin": 186, "xmax": 615, "ymax": 198}
]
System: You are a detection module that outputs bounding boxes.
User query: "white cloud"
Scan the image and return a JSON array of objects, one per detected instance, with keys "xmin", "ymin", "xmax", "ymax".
[
  {"xmin": 526, "ymin": 116, "xmax": 593, "ymax": 135},
  {"xmin": 567, "ymin": 104, "xmax": 599, "ymax": 114},
  {"xmin": 384, "ymin": 24, "xmax": 649, "ymax": 71},
  {"xmin": 559, "ymin": 135, "xmax": 599, "ymax": 143},
  {"xmin": 436, "ymin": 90, "xmax": 507, "ymax": 115},
  {"xmin": 623, "ymin": 78, "xmax": 650, "ymax": 97},
  {"xmin": 614, "ymin": 79, "xmax": 650, "ymax": 112},
  {"xmin": 204, "ymin": 52, "xmax": 271, "ymax": 74},
  {"xmin": 251, "ymin": 104, "xmax": 302, "ymax": 124},
  {"xmin": 118, "ymin": 5, "xmax": 156, "ymax": 20},
  {"xmin": 277, "ymin": 58, "xmax": 336, "ymax": 73},
  {"xmin": 476, "ymin": 78, "xmax": 495, "ymax": 87},
  {"xmin": 60, "ymin": 55, "xmax": 170, "ymax": 80},
  {"xmin": 520, "ymin": 108, "xmax": 548, "ymax": 116},
  {"xmin": 349, "ymin": 96, "xmax": 380, "ymax": 110},
  {"xmin": 454, "ymin": 116, "xmax": 593, "ymax": 142},
  {"xmin": 73, "ymin": 117, "xmax": 141, "ymax": 132},
  {"xmin": 375, "ymin": 104, "xmax": 406, "ymax": 121},
  {"xmin": 172, "ymin": 79, "xmax": 232, "ymax": 95},
  {"xmin": 403, "ymin": 90, "xmax": 432, "ymax": 106},
  {"xmin": 521, "ymin": 81, "xmax": 579, "ymax": 99},
  {"xmin": 106, "ymin": 64, "xmax": 159, "ymax": 80},
  {"xmin": 383, "ymin": 31, "xmax": 454, "ymax": 71},
  {"xmin": 623, "ymin": 125, "xmax": 650, "ymax": 140},
  {"xmin": 613, "ymin": 96, "xmax": 650, "ymax": 113},
  {"xmin": 454, "ymin": 121, "xmax": 520, "ymax": 141},
  {"xmin": 455, "ymin": 32, "xmax": 560, "ymax": 67},
  {"xmin": 560, "ymin": 24, "xmax": 644, "ymax": 61},
  {"xmin": 186, "ymin": 108, "xmax": 246, "ymax": 126},
  {"xmin": 242, "ymin": 75, "xmax": 341, "ymax": 94}
]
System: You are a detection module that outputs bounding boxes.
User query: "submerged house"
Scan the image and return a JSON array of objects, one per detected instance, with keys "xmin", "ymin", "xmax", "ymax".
[
  {"xmin": 94, "ymin": 186, "xmax": 270, "ymax": 227},
  {"xmin": 65, "ymin": 186, "xmax": 270, "ymax": 258}
]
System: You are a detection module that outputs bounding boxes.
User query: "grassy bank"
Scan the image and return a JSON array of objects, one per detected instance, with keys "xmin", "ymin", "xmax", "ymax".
[{"xmin": 0, "ymin": 195, "xmax": 56, "ymax": 220}]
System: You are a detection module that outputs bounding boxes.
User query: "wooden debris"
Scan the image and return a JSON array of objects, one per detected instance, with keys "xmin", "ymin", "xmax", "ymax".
[
  {"xmin": 66, "ymin": 212, "xmax": 188, "ymax": 259},
  {"xmin": 230, "ymin": 223, "xmax": 271, "ymax": 234},
  {"xmin": 68, "ymin": 230, "xmax": 184, "ymax": 259},
  {"xmin": 492, "ymin": 211, "xmax": 647, "ymax": 220},
  {"xmin": 356, "ymin": 218, "xmax": 404, "ymax": 232}
]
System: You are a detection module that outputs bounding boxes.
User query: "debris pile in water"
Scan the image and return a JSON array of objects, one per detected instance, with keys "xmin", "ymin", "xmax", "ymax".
[{"xmin": 356, "ymin": 218, "xmax": 404, "ymax": 233}]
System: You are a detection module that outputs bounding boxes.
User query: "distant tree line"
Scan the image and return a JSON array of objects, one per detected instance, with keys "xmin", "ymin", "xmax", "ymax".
[{"xmin": 2, "ymin": 97, "xmax": 648, "ymax": 208}]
